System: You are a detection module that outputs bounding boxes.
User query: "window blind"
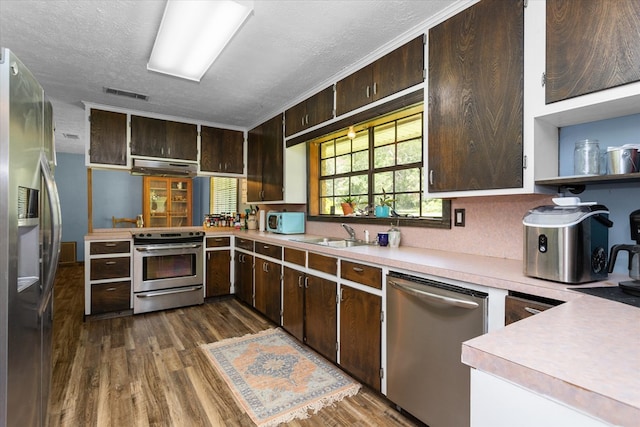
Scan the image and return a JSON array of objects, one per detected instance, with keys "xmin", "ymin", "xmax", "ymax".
[{"xmin": 210, "ymin": 177, "xmax": 238, "ymax": 214}]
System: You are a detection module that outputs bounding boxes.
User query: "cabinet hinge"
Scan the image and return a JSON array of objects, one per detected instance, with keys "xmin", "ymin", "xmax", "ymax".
[
  {"xmin": 523, "ymin": 155, "xmax": 528, "ymax": 170},
  {"xmin": 523, "ymin": 0, "xmax": 528, "ymax": 7},
  {"xmin": 423, "ymin": 68, "xmax": 427, "ymax": 80},
  {"xmin": 333, "ymin": 83, "xmax": 336, "ymax": 92},
  {"xmin": 380, "ymin": 311, "xmax": 384, "ymax": 322},
  {"xmin": 541, "ymin": 72, "xmax": 546, "ymax": 87},
  {"xmin": 336, "ymin": 294, "xmax": 340, "ymax": 304},
  {"xmin": 380, "ymin": 367, "xmax": 384, "ymax": 379},
  {"xmin": 336, "ymin": 342, "xmax": 339, "ymax": 352},
  {"xmin": 332, "ymin": 108, "xmax": 336, "ymax": 117},
  {"xmin": 422, "ymin": 33, "xmax": 427, "ymax": 45},
  {"xmin": 88, "ymin": 114, "xmax": 91, "ymax": 123}
]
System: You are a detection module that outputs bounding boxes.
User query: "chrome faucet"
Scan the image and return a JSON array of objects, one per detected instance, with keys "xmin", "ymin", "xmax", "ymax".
[{"xmin": 342, "ymin": 223, "xmax": 356, "ymax": 240}]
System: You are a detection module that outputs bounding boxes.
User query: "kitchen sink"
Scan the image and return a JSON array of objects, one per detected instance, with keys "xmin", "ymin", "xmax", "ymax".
[{"xmin": 291, "ymin": 237, "xmax": 373, "ymax": 248}]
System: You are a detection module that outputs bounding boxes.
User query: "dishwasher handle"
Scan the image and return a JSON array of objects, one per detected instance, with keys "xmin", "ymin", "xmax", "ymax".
[{"xmin": 388, "ymin": 278, "xmax": 479, "ymax": 309}]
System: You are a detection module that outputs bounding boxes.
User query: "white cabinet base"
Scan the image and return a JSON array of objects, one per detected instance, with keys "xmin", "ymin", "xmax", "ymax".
[{"xmin": 470, "ymin": 369, "xmax": 611, "ymax": 427}]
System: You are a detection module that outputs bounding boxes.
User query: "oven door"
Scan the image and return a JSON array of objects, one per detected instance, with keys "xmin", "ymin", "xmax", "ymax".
[{"xmin": 133, "ymin": 242, "xmax": 203, "ymax": 292}]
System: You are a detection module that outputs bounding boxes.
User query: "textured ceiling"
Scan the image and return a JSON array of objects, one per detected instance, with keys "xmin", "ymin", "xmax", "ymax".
[{"xmin": 0, "ymin": 0, "xmax": 457, "ymax": 154}]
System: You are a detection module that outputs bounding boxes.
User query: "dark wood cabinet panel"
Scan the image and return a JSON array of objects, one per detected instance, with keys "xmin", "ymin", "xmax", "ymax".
[
  {"xmin": 131, "ymin": 115, "xmax": 197, "ymax": 161},
  {"xmin": 308, "ymin": 252, "xmax": 337, "ymax": 275},
  {"xmin": 165, "ymin": 120, "xmax": 197, "ymax": 161},
  {"xmin": 428, "ymin": 0, "xmax": 523, "ymax": 192},
  {"xmin": 131, "ymin": 115, "xmax": 165, "ymax": 158},
  {"xmin": 304, "ymin": 274, "xmax": 337, "ymax": 363},
  {"xmin": 284, "ymin": 247, "xmax": 305, "ymax": 266},
  {"xmin": 234, "ymin": 252, "xmax": 253, "ymax": 306},
  {"xmin": 340, "ymin": 260, "xmax": 381, "ymax": 290},
  {"xmin": 336, "ymin": 36, "xmax": 424, "ymax": 116},
  {"xmin": 340, "ymin": 286, "xmax": 381, "ymax": 391},
  {"xmin": 247, "ymin": 114, "xmax": 284, "ymax": 202},
  {"xmin": 206, "ymin": 250, "xmax": 231, "ymax": 297},
  {"xmin": 235, "ymin": 238, "xmax": 254, "ymax": 251},
  {"xmin": 90, "ymin": 241, "xmax": 130, "ymax": 255},
  {"xmin": 285, "ymin": 86, "xmax": 335, "ymax": 137},
  {"xmin": 282, "ymin": 266, "xmax": 305, "ymax": 342},
  {"xmin": 254, "ymin": 242, "xmax": 282, "ymax": 260},
  {"xmin": 200, "ymin": 126, "xmax": 244, "ymax": 173},
  {"xmin": 90, "ymin": 257, "xmax": 130, "ymax": 280},
  {"xmin": 546, "ymin": 0, "xmax": 640, "ymax": 103},
  {"xmin": 89, "ymin": 109, "xmax": 127, "ymax": 166},
  {"xmin": 254, "ymin": 257, "xmax": 281, "ymax": 324},
  {"xmin": 206, "ymin": 236, "xmax": 231, "ymax": 248},
  {"xmin": 91, "ymin": 281, "xmax": 131, "ymax": 314}
]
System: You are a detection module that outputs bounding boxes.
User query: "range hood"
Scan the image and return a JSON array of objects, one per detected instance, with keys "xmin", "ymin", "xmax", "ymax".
[{"xmin": 130, "ymin": 158, "xmax": 198, "ymax": 178}]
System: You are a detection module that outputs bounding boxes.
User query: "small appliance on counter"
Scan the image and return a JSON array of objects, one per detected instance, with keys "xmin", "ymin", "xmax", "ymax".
[
  {"xmin": 607, "ymin": 209, "xmax": 640, "ymax": 296},
  {"xmin": 523, "ymin": 198, "xmax": 613, "ymax": 284},
  {"xmin": 266, "ymin": 211, "xmax": 305, "ymax": 234}
]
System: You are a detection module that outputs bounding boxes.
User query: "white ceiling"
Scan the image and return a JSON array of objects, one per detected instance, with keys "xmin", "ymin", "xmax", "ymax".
[{"xmin": 0, "ymin": 0, "xmax": 458, "ymax": 154}]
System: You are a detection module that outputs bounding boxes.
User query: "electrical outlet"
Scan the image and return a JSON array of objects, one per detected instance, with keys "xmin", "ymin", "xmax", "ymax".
[{"xmin": 454, "ymin": 208, "xmax": 465, "ymax": 227}]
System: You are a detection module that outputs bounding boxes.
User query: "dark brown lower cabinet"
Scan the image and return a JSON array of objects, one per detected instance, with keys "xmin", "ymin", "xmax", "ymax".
[
  {"xmin": 339, "ymin": 285, "xmax": 382, "ymax": 391},
  {"xmin": 90, "ymin": 281, "xmax": 130, "ymax": 314},
  {"xmin": 254, "ymin": 256, "xmax": 281, "ymax": 324},
  {"xmin": 304, "ymin": 274, "xmax": 337, "ymax": 363},
  {"xmin": 206, "ymin": 250, "xmax": 231, "ymax": 297},
  {"xmin": 282, "ymin": 266, "xmax": 305, "ymax": 342},
  {"xmin": 234, "ymin": 252, "xmax": 254, "ymax": 306}
]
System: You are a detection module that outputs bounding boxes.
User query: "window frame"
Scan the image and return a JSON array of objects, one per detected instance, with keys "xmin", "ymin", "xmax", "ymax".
[{"xmin": 305, "ymin": 103, "xmax": 451, "ymax": 229}]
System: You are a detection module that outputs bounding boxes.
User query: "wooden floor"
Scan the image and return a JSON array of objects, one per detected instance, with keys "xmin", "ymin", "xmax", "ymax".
[{"xmin": 48, "ymin": 265, "xmax": 420, "ymax": 427}]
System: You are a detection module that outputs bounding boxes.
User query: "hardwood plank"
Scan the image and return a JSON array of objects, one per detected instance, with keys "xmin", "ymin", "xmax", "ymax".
[{"xmin": 49, "ymin": 264, "xmax": 420, "ymax": 426}]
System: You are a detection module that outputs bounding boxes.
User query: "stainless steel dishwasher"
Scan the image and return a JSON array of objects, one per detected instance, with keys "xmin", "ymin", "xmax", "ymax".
[{"xmin": 386, "ymin": 272, "xmax": 488, "ymax": 427}]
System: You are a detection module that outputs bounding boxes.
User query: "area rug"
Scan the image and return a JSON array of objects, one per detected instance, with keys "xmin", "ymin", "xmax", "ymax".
[{"xmin": 200, "ymin": 328, "xmax": 361, "ymax": 427}]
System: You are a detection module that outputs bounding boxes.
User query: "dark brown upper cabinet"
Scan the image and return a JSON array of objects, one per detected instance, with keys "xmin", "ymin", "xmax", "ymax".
[
  {"xmin": 336, "ymin": 35, "xmax": 424, "ymax": 116},
  {"xmin": 545, "ymin": 0, "xmax": 640, "ymax": 104},
  {"xmin": 428, "ymin": 0, "xmax": 524, "ymax": 193},
  {"xmin": 89, "ymin": 109, "xmax": 127, "ymax": 166},
  {"xmin": 285, "ymin": 86, "xmax": 335, "ymax": 137},
  {"xmin": 247, "ymin": 114, "xmax": 284, "ymax": 202},
  {"xmin": 131, "ymin": 115, "xmax": 197, "ymax": 161},
  {"xmin": 200, "ymin": 126, "xmax": 244, "ymax": 174}
]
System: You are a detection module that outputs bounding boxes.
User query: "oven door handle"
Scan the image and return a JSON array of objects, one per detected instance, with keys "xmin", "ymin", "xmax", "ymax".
[
  {"xmin": 135, "ymin": 286, "xmax": 203, "ymax": 298},
  {"xmin": 135, "ymin": 243, "xmax": 202, "ymax": 252}
]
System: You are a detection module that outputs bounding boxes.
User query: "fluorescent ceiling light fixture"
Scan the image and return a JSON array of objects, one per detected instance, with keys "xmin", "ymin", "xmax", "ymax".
[{"xmin": 147, "ymin": 0, "xmax": 253, "ymax": 82}]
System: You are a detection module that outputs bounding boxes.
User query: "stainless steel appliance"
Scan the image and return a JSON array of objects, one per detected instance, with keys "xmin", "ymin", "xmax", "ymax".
[
  {"xmin": 608, "ymin": 208, "xmax": 640, "ymax": 296},
  {"xmin": 386, "ymin": 272, "xmax": 488, "ymax": 427},
  {"xmin": 523, "ymin": 204, "xmax": 613, "ymax": 284},
  {"xmin": 1, "ymin": 48, "xmax": 62, "ymax": 427},
  {"xmin": 133, "ymin": 231, "xmax": 204, "ymax": 314}
]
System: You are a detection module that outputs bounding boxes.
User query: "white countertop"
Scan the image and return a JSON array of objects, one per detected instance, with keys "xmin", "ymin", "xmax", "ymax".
[{"xmin": 86, "ymin": 227, "xmax": 639, "ymax": 424}]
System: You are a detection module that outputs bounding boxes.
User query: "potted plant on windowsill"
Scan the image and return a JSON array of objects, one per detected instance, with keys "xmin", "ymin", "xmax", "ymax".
[
  {"xmin": 375, "ymin": 189, "xmax": 394, "ymax": 217},
  {"xmin": 341, "ymin": 196, "xmax": 358, "ymax": 215}
]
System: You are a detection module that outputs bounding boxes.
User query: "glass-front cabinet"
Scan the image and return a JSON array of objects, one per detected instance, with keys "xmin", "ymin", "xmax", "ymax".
[{"xmin": 143, "ymin": 176, "xmax": 192, "ymax": 228}]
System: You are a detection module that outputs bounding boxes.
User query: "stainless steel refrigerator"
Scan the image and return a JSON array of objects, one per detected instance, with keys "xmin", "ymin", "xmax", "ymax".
[{"xmin": 1, "ymin": 48, "xmax": 62, "ymax": 427}]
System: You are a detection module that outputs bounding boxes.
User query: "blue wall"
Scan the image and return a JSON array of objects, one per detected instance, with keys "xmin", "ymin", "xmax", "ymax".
[
  {"xmin": 55, "ymin": 153, "xmax": 210, "ymax": 261},
  {"xmin": 55, "ymin": 153, "xmax": 88, "ymax": 261},
  {"xmin": 559, "ymin": 113, "xmax": 640, "ymax": 274}
]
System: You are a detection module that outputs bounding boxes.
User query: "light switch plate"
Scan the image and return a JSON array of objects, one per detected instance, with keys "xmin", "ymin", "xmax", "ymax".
[{"xmin": 454, "ymin": 208, "xmax": 465, "ymax": 227}]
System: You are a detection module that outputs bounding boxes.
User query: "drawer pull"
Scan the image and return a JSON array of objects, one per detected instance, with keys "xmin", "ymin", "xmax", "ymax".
[
  {"xmin": 215, "ymin": 238, "xmax": 223, "ymax": 242},
  {"xmin": 104, "ymin": 243, "xmax": 117, "ymax": 247},
  {"xmin": 105, "ymin": 261, "xmax": 116, "ymax": 265},
  {"xmin": 352, "ymin": 267, "xmax": 364, "ymax": 273},
  {"xmin": 263, "ymin": 245, "xmax": 270, "ymax": 249},
  {"xmin": 524, "ymin": 307, "xmax": 542, "ymax": 315},
  {"xmin": 106, "ymin": 287, "xmax": 117, "ymax": 292}
]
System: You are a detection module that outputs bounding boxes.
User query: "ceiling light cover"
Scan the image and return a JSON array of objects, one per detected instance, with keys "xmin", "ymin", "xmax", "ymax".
[{"xmin": 147, "ymin": 0, "xmax": 254, "ymax": 82}]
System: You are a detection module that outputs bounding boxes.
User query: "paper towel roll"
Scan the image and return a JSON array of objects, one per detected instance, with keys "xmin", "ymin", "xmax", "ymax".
[{"xmin": 259, "ymin": 210, "xmax": 266, "ymax": 231}]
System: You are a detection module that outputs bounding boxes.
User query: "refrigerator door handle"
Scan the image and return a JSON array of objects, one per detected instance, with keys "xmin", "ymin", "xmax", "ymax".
[{"xmin": 40, "ymin": 152, "xmax": 62, "ymax": 301}]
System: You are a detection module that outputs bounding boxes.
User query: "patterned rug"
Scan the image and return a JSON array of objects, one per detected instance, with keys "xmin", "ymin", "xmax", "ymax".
[{"xmin": 200, "ymin": 328, "xmax": 361, "ymax": 426}]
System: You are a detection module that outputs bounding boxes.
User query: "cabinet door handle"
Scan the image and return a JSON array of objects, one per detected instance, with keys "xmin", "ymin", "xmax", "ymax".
[
  {"xmin": 429, "ymin": 169, "xmax": 434, "ymax": 185},
  {"xmin": 301, "ymin": 116, "xmax": 305, "ymax": 127},
  {"xmin": 524, "ymin": 307, "xmax": 542, "ymax": 315},
  {"xmin": 298, "ymin": 275, "xmax": 303, "ymax": 288},
  {"xmin": 340, "ymin": 288, "xmax": 344, "ymax": 302},
  {"xmin": 373, "ymin": 82, "xmax": 377, "ymax": 95},
  {"xmin": 352, "ymin": 267, "xmax": 364, "ymax": 273},
  {"xmin": 304, "ymin": 276, "xmax": 309, "ymax": 289},
  {"xmin": 207, "ymin": 253, "xmax": 210, "ymax": 261},
  {"xmin": 305, "ymin": 114, "xmax": 309, "ymax": 125},
  {"xmin": 218, "ymin": 162, "xmax": 222, "ymax": 170},
  {"xmin": 105, "ymin": 261, "xmax": 116, "ymax": 265},
  {"xmin": 366, "ymin": 85, "xmax": 370, "ymax": 98},
  {"xmin": 264, "ymin": 262, "xmax": 269, "ymax": 273}
]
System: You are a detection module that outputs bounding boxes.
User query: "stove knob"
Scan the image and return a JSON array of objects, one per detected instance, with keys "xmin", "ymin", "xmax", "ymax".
[
  {"xmin": 146, "ymin": 233, "xmax": 152, "ymax": 237},
  {"xmin": 189, "ymin": 232, "xmax": 193, "ymax": 236}
]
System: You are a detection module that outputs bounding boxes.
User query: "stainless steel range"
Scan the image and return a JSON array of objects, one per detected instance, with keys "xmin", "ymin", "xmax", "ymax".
[{"xmin": 133, "ymin": 231, "xmax": 204, "ymax": 314}]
